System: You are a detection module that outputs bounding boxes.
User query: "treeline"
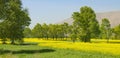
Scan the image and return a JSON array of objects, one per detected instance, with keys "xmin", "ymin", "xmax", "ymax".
[
  {"xmin": 24, "ymin": 19, "xmax": 120, "ymax": 42},
  {"xmin": 24, "ymin": 6, "xmax": 120, "ymax": 43},
  {"xmin": 24, "ymin": 23, "xmax": 70, "ymax": 40}
]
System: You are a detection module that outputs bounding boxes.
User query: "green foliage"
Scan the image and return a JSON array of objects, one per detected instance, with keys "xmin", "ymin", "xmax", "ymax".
[
  {"xmin": 100, "ymin": 18, "xmax": 111, "ymax": 42},
  {"xmin": 32, "ymin": 23, "xmax": 43, "ymax": 38},
  {"xmin": 42, "ymin": 23, "xmax": 49, "ymax": 39},
  {"xmin": 48, "ymin": 24, "xmax": 64, "ymax": 40},
  {"xmin": 23, "ymin": 27, "xmax": 32, "ymax": 38},
  {"xmin": 70, "ymin": 33, "xmax": 77, "ymax": 43},
  {"xmin": 0, "ymin": 21, "xmax": 8, "ymax": 44},
  {"xmin": 31, "ymin": 23, "xmax": 71, "ymax": 40},
  {"xmin": 72, "ymin": 6, "xmax": 100, "ymax": 42},
  {"xmin": 113, "ymin": 24, "xmax": 120, "ymax": 39},
  {"xmin": 63, "ymin": 22, "xmax": 69, "ymax": 38},
  {"xmin": 0, "ymin": 0, "xmax": 31, "ymax": 44}
]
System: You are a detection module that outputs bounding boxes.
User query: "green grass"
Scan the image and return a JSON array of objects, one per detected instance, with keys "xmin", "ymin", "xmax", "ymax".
[{"xmin": 0, "ymin": 43, "xmax": 120, "ymax": 58}]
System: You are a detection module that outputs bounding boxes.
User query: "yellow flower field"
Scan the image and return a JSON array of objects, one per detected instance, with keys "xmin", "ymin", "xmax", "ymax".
[
  {"xmin": 0, "ymin": 41, "xmax": 10, "ymax": 44},
  {"xmin": 25, "ymin": 38, "xmax": 120, "ymax": 56}
]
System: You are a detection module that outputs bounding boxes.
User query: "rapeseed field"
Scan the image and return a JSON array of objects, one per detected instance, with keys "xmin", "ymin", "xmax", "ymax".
[{"xmin": 25, "ymin": 38, "xmax": 120, "ymax": 55}]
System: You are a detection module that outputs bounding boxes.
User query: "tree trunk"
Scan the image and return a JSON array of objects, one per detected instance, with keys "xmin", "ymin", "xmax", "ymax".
[
  {"xmin": 107, "ymin": 38, "xmax": 109, "ymax": 43},
  {"xmin": 2, "ymin": 41, "xmax": 6, "ymax": 44},
  {"xmin": 73, "ymin": 38, "xmax": 75, "ymax": 43},
  {"xmin": 11, "ymin": 39, "xmax": 15, "ymax": 44},
  {"xmin": 56, "ymin": 36, "xmax": 57, "ymax": 40},
  {"xmin": 53, "ymin": 36, "xmax": 54, "ymax": 40},
  {"xmin": 46, "ymin": 36, "xmax": 48, "ymax": 40},
  {"xmin": 84, "ymin": 38, "xmax": 90, "ymax": 42},
  {"xmin": 84, "ymin": 32, "xmax": 91, "ymax": 42}
]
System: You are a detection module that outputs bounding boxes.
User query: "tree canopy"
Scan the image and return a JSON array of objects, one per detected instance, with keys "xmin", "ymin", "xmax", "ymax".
[
  {"xmin": 0, "ymin": 0, "xmax": 31, "ymax": 44},
  {"xmin": 72, "ymin": 6, "xmax": 100, "ymax": 42}
]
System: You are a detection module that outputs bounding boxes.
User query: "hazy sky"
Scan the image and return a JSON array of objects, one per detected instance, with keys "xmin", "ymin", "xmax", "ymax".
[{"xmin": 21, "ymin": 0, "xmax": 120, "ymax": 28}]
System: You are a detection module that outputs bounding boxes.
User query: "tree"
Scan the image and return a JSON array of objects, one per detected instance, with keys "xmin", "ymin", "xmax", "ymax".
[
  {"xmin": 0, "ymin": 21, "xmax": 8, "ymax": 44},
  {"xmin": 70, "ymin": 25, "xmax": 77, "ymax": 43},
  {"xmin": 100, "ymin": 18, "xmax": 111, "ymax": 42},
  {"xmin": 72, "ymin": 6, "xmax": 99, "ymax": 42},
  {"xmin": 57, "ymin": 24, "xmax": 64, "ymax": 40},
  {"xmin": 23, "ymin": 27, "xmax": 32, "ymax": 38},
  {"xmin": 42, "ymin": 23, "xmax": 49, "ymax": 39},
  {"xmin": 89, "ymin": 19, "xmax": 100, "ymax": 38},
  {"xmin": 0, "ymin": 0, "xmax": 10, "ymax": 19},
  {"xmin": 48, "ymin": 24, "xmax": 57, "ymax": 40},
  {"xmin": 32, "ymin": 23, "xmax": 43, "ymax": 38},
  {"xmin": 0, "ymin": 0, "xmax": 31, "ymax": 44},
  {"xmin": 113, "ymin": 24, "xmax": 120, "ymax": 39},
  {"xmin": 63, "ymin": 22, "xmax": 69, "ymax": 39},
  {"xmin": 70, "ymin": 33, "xmax": 77, "ymax": 43}
]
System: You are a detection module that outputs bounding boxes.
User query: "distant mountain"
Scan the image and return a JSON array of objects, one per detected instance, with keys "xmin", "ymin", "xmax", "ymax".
[{"xmin": 57, "ymin": 11, "xmax": 120, "ymax": 27}]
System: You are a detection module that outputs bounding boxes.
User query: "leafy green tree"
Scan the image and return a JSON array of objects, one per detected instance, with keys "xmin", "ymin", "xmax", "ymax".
[
  {"xmin": 0, "ymin": 0, "xmax": 31, "ymax": 44},
  {"xmin": 0, "ymin": 0, "xmax": 11, "ymax": 19},
  {"xmin": 57, "ymin": 24, "xmax": 64, "ymax": 40},
  {"xmin": 67, "ymin": 25, "xmax": 73, "ymax": 38},
  {"xmin": 109, "ymin": 28, "xmax": 116, "ymax": 39},
  {"xmin": 48, "ymin": 24, "xmax": 54, "ymax": 39},
  {"xmin": 23, "ymin": 27, "xmax": 32, "ymax": 38},
  {"xmin": 70, "ymin": 33, "xmax": 77, "ymax": 43},
  {"xmin": 89, "ymin": 19, "xmax": 100, "ymax": 38},
  {"xmin": 72, "ymin": 6, "xmax": 99, "ymax": 42},
  {"xmin": 113, "ymin": 24, "xmax": 120, "ymax": 39},
  {"xmin": 70, "ymin": 25, "xmax": 77, "ymax": 43},
  {"xmin": 53, "ymin": 25, "xmax": 59, "ymax": 40},
  {"xmin": 32, "ymin": 23, "xmax": 43, "ymax": 38},
  {"xmin": 48, "ymin": 24, "xmax": 58, "ymax": 40},
  {"xmin": 0, "ymin": 21, "xmax": 8, "ymax": 44},
  {"xmin": 100, "ymin": 18, "xmax": 111, "ymax": 42},
  {"xmin": 63, "ymin": 22, "xmax": 69, "ymax": 39},
  {"xmin": 42, "ymin": 23, "xmax": 49, "ymax": 39}
]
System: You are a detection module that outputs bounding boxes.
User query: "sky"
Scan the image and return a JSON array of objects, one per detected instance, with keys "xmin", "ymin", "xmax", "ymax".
[{"xmin": 21, "ymin": 0, "xmax": 120, "ymax": 28}]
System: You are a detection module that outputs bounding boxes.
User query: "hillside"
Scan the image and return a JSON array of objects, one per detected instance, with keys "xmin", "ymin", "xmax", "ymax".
[{"xmin": 57, "ymin": 11, "xmax": 120, "ymax": 27}]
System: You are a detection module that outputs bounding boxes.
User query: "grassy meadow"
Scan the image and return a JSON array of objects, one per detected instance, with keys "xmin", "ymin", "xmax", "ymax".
[{"xmin": 0, "ymin": 38, "xmax": 120, "ymax": 58}]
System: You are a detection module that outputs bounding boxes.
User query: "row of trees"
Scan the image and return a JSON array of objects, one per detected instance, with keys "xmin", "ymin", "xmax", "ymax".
[
  {"xmin": 24, "ymin": 19, "xmax": 120, "ymax": 43},
  {"xmin": 0, "ymin": 0, "xmax": 31, "ymax": 44},
  {"xmin": 24, "ymin": 6, "xmax": 120, "ymax": 43},
  {"xmin": 24, "ymin": 23, "xmax": 70, "ymax": 40}
]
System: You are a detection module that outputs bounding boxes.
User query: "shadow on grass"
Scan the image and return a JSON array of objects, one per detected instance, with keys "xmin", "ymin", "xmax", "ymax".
[
  {"xmin": 0, "ymin": 49, "xmax": 55, "ymax": 54},
  {"xmin": 14, "ymin": 42, "xmax": 39, "ymax": 46}
]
